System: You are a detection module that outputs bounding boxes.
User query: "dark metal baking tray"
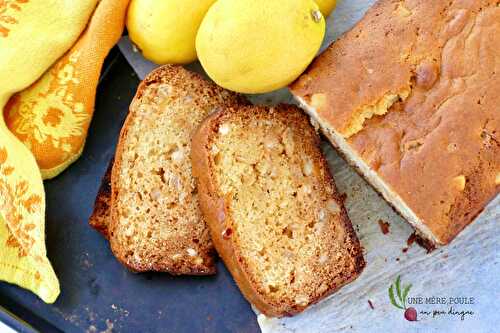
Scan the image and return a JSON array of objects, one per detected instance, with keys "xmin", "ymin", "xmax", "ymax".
[{"xmin": 0, "ymin": 48, "xmax": 259, "ymax": 333}]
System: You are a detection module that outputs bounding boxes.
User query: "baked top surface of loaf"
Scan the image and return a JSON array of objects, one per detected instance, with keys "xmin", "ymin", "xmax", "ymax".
[
  {"xmin": 109, "ymin": 65, "xmax": 244, "ymax": 274},
  {"xmin": 192, "ymin": 105, "xmax": 365, "ymax": 316},
  {"xmin": 291, "ymin": 0, "xmax": 500, "ymax": 245}
]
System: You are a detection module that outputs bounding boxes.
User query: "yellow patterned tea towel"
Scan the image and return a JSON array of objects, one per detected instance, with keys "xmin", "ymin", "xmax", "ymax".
[
  {"xmin": 0, "ymin": 0, "xmax": 99, "ymax": 303},
  {"xmin": 5, "ymin": 0, "xmax": 130, "ymax": 179}
]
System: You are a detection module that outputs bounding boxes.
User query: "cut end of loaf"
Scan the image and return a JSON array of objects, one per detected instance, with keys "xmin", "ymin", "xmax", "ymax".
[{"xmin": 296, "ymin": 96, "xmax": 442, "ymax": 245}]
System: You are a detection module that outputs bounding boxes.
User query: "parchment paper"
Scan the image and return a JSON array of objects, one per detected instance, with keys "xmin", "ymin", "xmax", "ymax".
[{"xmin": 118, "ymin": 1, "xmax": 499, "ymax": 331}]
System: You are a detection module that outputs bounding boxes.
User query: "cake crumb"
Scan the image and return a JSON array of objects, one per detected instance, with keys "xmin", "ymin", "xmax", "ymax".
[
  {"xmin": 415, "ymin": 234, "xmax": 436, "ymax": 253},
  {"xmin": 407, "ymin": 232, "xmax": 417, "ymax": 246},
  {"xmin": 378, "ymin": 219, "xmax": 390, "ymax": 235},
  {"xmin": 86, "ymin": 326, "xmax": 97, "ymax": 333},
  {"xmin": 100, "ymin": 319, "xmax": 114, "ymax": 333}
]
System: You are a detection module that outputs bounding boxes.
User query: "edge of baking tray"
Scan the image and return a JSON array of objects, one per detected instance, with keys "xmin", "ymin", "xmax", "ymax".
[{"xmin": 0, "ymin": 303, "xmax": 40, "ymax": 333}]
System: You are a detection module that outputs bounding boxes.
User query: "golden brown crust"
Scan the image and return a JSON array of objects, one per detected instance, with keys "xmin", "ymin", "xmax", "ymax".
[
  {"xmin": 88, "ymin": 159, "xmax": 113, "ymax": 239},
  {"xmin": 191, "ymin": 105, "xmax": 365, "ymax": 317},
  {"xmin": 291, "ymin": 0, "xmax": 500, "ymax": 245},
  {"xmin": 109, "ymin": 65, "xmax": 246, "ymax": 275}
]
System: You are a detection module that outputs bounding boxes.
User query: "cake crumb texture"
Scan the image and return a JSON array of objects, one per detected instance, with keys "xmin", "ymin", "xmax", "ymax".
[
  {"xmin": 109, "ymin": 65, "xmax": 244, "ymax": 274},
  {"xmin": 192, "ymin": 105, "xmax": 365, "ymax": 316}
]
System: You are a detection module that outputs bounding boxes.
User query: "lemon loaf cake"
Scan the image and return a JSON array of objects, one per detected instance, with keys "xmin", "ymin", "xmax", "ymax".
[
  {"xmin": 191, "ymin": 104, "xmax": 365, "ymax": 316},
  {"xmin": 291, "ymin": 0, "xmax": 500, "ymax": 245},
  {"xmin": 108, "ymin": 65, "xmax": 245, "ymax": 274}
]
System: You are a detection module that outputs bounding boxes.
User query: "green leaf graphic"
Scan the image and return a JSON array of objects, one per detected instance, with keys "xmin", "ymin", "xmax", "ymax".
[
  {"xmin": 395, "ymin": 275, "xmax": 403, "ymax": 304},
  {"xmin": 389, "ymin": 285, "xmax": 404, "ymax": 309},
  {"xmin": 402, "ymin": 284, "xmax": 412, "ymax": 309}
]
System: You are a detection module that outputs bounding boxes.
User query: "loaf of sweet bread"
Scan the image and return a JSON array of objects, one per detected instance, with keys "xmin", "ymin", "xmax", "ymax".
[
  {"xmin": 191, "ymin": 104, "xmax": 365, "ymax": 316},
  {"xmin": 291, "ymin": 0, "xmax": 500, "ymax": 245},
  {"xmin": 91, "ymin": 65, "xmax": 245, "ymax": 274}
]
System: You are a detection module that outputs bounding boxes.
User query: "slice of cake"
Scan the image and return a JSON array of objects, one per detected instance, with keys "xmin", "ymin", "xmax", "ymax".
[
  {"xmin": 291, "ymin": 0, "xmax": 500, "ymax": 245},
  {"xmin": 108, "ymin": 65, "xmax": 245, "ymax": 274},
  {"xmin": 191, "ymin": 104, "xmax": 365, "ymax": 316}
]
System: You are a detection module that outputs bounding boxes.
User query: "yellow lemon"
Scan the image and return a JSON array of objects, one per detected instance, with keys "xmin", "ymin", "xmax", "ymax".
[
  {"xmin": 315, "ymin": 0, "xmax": 337, "ymax": 17},
  {"xmin": 196, "ymin": 0, "xmax": 325, "ymax": 94},
  {"xmin": 127, "ymin": 0, "xmax": 216, "ymax": 64}
]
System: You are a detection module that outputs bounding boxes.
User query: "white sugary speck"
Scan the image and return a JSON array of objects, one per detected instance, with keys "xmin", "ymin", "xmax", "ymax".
[
  {"xmin": 169, "ymin": 175, "xmax": 182, "ymax": 190},
  {"xmin": 295, "ymin": 294, "xmax": 309, "ymax": 306},
  {"xmin": 158, "ymin": 85, "xmax": 172, "ymax": 97},
  {"xmin": 318, "ymin": 208, "xmax": 326, "ymax": 221},
  {"xmin": 124, "ymin": 227, "xmax": 134, "ymax": 237},
  {"xmin": 219, "ymin": 124, "xmax": 230, "ymax": 135},
  {"xmin": 319, "ymin": 254, "xmax": 328, "ymax": 264},
  {"xmin": 211, "ymin": 144, "xmax": 220, "ymax": 155},
  {"xmin": 171, "ymin": 149, "xmax": 184, "ymax": 163},
  {"xmin": 314, "ymin": 221, "xmax": 325, "ymax": 234},
  {"xmin": 302, "ymin": 158, "xmax": 313, "ymax": 176},
  {"xmin": 187, "ymin": 248, "xmax": 197, "ymax": 256},
  {"xmin": 150, "ymin": 188, "xmax": 162, "ymax": 201},
  {"xmin": 302, "ymin": 185, "xmax": 312, "ymax": 195}
]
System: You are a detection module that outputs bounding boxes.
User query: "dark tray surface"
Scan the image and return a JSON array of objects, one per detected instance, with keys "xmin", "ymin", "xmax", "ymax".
[{"xmin": 0, "ymin": 52, "xmax": 259, "ymax": 333}]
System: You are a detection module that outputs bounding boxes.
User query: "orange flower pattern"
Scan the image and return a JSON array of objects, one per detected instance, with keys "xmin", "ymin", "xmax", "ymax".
[
  {"xmin": 0, "ymin": 146, "xmax": 42, "ymax": 259},
  {"xmin": 0, "ymin": 0, "xmax": 29, "ymax": 38},
  {"xmin": 4, "ymin": 0, "xmax": 130, "ymax": 179},
  {"xmin": 5, "ymin": 50, "xmax": 88, "ymax": 170},
  {"xmin": 0, "ymin": 0, "xmax": 102, "ymax": 304}
]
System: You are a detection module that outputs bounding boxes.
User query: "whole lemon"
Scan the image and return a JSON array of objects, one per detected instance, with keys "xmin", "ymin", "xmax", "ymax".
[
  {"xmin": 127, "ymin": 0, "xmax": 216, "ymax": 64},
  {"xmin": 196, "ymin": 0, "xmax": 325, "ymax": 94},
  {"xmin": 315, "ymin": 0, "xmax": 337, "ymax": 17}
]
